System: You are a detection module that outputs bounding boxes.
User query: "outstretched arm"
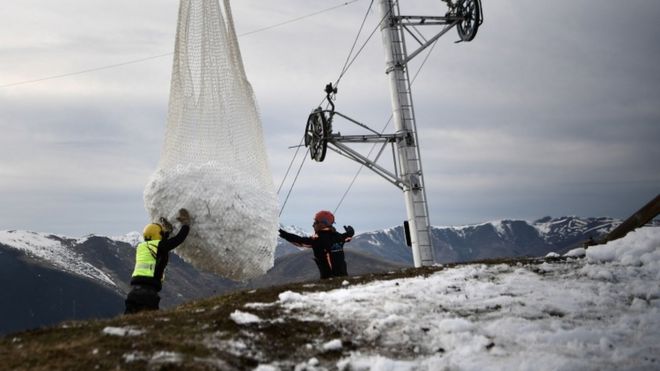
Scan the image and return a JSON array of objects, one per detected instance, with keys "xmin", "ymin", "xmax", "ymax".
[
  {"xmin": 279, "ymin": 229, "xmax": 314, "ymax": 248},
  {"xmin": 163, "ymin": 225, "xmax": 189, "ymax": 251},
  {"xmin": 161, "ymin": 209, "xmax": 191, "ymax": 252}
]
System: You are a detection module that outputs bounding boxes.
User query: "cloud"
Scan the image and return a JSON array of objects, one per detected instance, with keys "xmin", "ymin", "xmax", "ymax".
[{"xmin": 1, "ymin": 0, "xmax": 659, "ymax": 236}]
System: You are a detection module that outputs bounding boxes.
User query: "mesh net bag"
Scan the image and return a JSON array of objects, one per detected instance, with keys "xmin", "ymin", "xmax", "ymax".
[{"xmin": 144, "ymin": 0, "xmax": 278, "ymax": 281}]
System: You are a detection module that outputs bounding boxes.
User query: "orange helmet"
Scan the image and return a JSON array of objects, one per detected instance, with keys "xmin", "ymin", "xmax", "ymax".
[{"xmin": 314, "ymin": 210, "xmax": 335, "ymax": 226}]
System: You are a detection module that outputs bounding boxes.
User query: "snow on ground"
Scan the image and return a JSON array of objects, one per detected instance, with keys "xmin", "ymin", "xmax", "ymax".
[
  {"xmin": 252, "ymin": 227, "xmax": 660, "ymax": 370},
  {"xmin": 102, "ymin": 326, "xmax": 145, "ymax": 337},
  {"xmin": 230, "ymin": 310, "xmax": 262, "ymax": 325},
  {"xmin": 0, "ymin": 230, "xmax": 116, "ymax": 286},
  {"xmin": 122, "ymin": 350, "xmax": 188, "ymax": 368}
]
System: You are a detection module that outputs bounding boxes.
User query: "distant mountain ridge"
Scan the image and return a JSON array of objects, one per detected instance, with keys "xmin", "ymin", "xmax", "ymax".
[
  {"xmin": 0, "ymin": 216, "xmax": 640, "ymax": 335},
  {"xmin": 346, "ymin": 216, "xmax": 622, "ymax": 265},
  {"xmin": 0, "ymin": 231, "xmax": 237, "ymax": 335}
]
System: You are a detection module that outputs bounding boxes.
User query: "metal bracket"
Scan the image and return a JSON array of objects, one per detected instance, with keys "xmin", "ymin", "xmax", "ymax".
[
  {"xmin": 390, "ymin": 0, "xmax": 484, "ymax": 67},
  {"xmin": 328, "ymin": 140, "xmax": 410, "ymax": 190}
]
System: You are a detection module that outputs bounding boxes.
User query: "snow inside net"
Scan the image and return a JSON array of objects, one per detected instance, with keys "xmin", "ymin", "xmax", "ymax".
[{"xmin": 144, "ymin": 0, "xmax": 277, "ymax": 281}]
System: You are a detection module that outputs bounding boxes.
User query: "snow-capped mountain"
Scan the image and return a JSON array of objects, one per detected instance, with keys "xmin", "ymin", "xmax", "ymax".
[
  {"xmin": 0, "ymin": 231, "xmax": 116, "ymax": 286},
  {"xmin": 0, "ymin": 231, "xmax": 236, "ymax": 335},
  {"xmin": 345, "ymin": 216, "xmax": 621, "ymax": 264}
]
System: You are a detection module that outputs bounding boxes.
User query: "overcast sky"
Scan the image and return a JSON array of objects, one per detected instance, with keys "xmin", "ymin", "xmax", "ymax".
[{"xmin": 1, "ymin": 0, "xmax": 658, "ymax": 237}]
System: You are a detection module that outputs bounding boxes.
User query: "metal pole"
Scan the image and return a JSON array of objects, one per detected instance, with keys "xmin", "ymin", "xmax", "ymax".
[{"xmin": 377, "ymin": 0, "xmax": 434, "ymax": 266}]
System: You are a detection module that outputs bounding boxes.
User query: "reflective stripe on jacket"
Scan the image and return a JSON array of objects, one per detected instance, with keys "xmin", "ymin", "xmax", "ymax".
[{"xmin": 132, "ymin": 241, "xmax": 160, "ymax": 278}]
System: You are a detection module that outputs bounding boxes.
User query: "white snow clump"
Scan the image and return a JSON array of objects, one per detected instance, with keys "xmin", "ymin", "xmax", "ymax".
[
  {"xmin": 144, "ymin": 162, "xmax": 278, "ymax": 281},
  {"xmin": 230, "ymin": 310, "xmax": 262, "ymax": 325},
  {"xmin": 102, "ymin": 326, "xmax": 145, "ymax": 337}
]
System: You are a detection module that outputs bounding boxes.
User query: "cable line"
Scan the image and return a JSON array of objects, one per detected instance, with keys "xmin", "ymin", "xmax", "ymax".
[
  {"xmin": 335, "ymin": 0, "xmax": 375, "ymax": 85},
  {"xmin": 0, "ymin": 53, "xmax": 173, "ymax": 88},
  {"xmin": 278, "ymin": 0, "xmax": 377, "ymax": 216},
  {"xmin": 277, "ymin": 135, "xmax": 306, "ymax": 195},
  {"xmin": 241, "ymin": 0, "xmax": 361, "ymax": 37},
  {"xmin": 281, "ymin": 0, "xmax": 395, "ymax": 216},
  {"xmin": 279, "ymin": 148, "xmax": 309, "ymax": 217},
  {"xmin": 334, "ymin": 0, "xmax": 396, "ymax": 87},
  {"xmin": 0, "ymin": 1, "xmax": 362, "ymax": 89}
]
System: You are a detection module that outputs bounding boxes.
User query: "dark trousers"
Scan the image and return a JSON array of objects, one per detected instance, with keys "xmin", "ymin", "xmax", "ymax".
[
  {"xmin": 312, "ymin": 247, "xmax": 333, "ymax": 279},
  {"xmin": 124, "ymin": 285, "xmax": 160, "ymax": 314},
  {"xmin": 313, "ymin": 250, "xmax": 348, "ymax": 279},
  {"xmin": 314, "ymin": 257, "xmax": 333, "ymax": 279},
  {"xmin": 330, "ymin": 250, "xmax": 348, "ymax": 277}
]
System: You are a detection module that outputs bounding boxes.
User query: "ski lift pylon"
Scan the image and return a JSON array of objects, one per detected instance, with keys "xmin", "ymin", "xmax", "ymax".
[{"xmin": 297, "ymin": 0, "xmax": 486, "ymax": 268}]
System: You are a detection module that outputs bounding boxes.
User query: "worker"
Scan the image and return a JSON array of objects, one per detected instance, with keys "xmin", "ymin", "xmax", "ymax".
[
  {"xmin": 124, "ymin": 208, "xmax": 191, "ymax": 314},
  {"xmin": 279, "ymin": 210, "xmax": 354, "ymax": 279}
]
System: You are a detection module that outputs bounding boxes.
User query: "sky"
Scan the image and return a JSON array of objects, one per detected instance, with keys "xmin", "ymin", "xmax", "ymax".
[
  {"xmin": 1, "ymin": 0, "xmax": 659, "ymax": 237},
  {"xmin": 108, "ymin": 226, "xmax": 658, "ymax": 369}
]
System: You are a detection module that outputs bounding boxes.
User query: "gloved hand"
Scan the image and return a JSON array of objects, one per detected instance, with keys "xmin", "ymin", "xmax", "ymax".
[
  {"xmin": 278, "ymin": 228, "xmax": 286, "ymax": 238},
  {"xmin": 159, "ymin": 217, "xmax": 173, "ymax": 233},
  {"xmin": 343, "ymin": 225, "xmax": 355, "ymax": 237},
  {"xmin": 176, "ymin": 208, "xmax": 191, "ymax": 225}
]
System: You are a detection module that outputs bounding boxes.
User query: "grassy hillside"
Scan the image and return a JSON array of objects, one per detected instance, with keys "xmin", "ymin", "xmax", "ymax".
[
  {"xmin": 3, "ymin": 255, "xmax": 596, "ymax": 370},
  {"xmin": 0, "ymin": 263, "xmax": 445, "ymax": 370}
]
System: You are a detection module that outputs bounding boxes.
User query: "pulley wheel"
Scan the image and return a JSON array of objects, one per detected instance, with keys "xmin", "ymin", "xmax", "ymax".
[
  {"xmin": 305, "ymin": 108, "xmax": 329, "ymax": 162},
  {"xmin": 457, "ymin": 0, "xmax": 481, "ymax": 42}
]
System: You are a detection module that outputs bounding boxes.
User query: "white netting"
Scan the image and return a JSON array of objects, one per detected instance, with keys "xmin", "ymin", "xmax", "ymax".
[{"xmin": 144, "ymin": 0, "xmax": 278, "ymax": 281}]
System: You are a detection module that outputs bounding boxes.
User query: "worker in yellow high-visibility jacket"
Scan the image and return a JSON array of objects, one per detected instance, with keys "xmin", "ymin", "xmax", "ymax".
[{"xmin": 124, "ymin": 208, "xmax": 191, "ymax": 314}]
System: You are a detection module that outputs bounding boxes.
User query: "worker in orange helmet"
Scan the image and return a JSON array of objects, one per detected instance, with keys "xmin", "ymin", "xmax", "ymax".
[{"xmin": 279, "ymin": 210, "xmax": 354, "ymax": 279}]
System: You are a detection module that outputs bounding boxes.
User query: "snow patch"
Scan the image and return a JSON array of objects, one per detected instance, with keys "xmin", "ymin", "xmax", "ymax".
[
  {"xmin": 491, "ymin": 220, "xmax": 508, "ymax": 236},
  {"xmin": 278, "ymin": 290, "xmax": 305, "ymax": 303},
  {"xmin": 564, "ymin": 247, "xmax": 586, "ymax": 257},
  {"xmin": 122, "ymin": 351, "xmax": 148, "ymax": 363},
  {"xmin": 322, "ymin": 339, "xmax": 343, "ymax": 351},
  {"xmin": 102, "ymin": 326, "xmax": 145, "ymax": 337},
  {"xmin": 0, "ymin": 230, "xmax": 116, "ymax": 286},
  {"xmin": 254, "ymin": 365, "xmax": 280, "ymax": 371},
  {"xmin": 230, "ymin": 310, "xmax": 261, "ymax": 325},
  {"xmin": 586, "ymin": 227, "xmax": 660, "ymax": 270},
  {"xmin": 150, "ymin": 351, "xmax": 183, "ymax": 365}
]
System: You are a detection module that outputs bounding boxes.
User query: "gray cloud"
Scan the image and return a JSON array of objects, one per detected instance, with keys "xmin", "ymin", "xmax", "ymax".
[{"xmin": 1, "ymin": 0, "xmax": 658, "ymax": 236}]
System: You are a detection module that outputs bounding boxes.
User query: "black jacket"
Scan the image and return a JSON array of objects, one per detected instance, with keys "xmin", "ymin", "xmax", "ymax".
[
  {"xmin": 130, "ymin": 225, "xmax": 190, "ymax": 291},
  {"xmin": 279, "ymin": 228, "xmax": 351, "ymax": 279}
]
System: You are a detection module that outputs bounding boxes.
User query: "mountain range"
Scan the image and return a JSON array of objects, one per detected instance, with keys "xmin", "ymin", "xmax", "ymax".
[
  {"xmin": 0, "ymin": 216, "xmax": 628, "ymax": 335},
  {"xmin": 347, "ymin": 216, "xmax": 622, "ymax": 265}
]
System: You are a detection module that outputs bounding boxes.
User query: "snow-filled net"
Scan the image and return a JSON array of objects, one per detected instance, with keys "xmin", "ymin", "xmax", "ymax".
[{"xmin": 144, "ymin": 0, "xmax": 277, "ymax": 281}]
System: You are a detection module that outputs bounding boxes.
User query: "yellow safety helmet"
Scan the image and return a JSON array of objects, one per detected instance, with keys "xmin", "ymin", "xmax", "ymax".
[{"xmin": 143, "ymin": 223, "xmax": 163, "ymax": 241}]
